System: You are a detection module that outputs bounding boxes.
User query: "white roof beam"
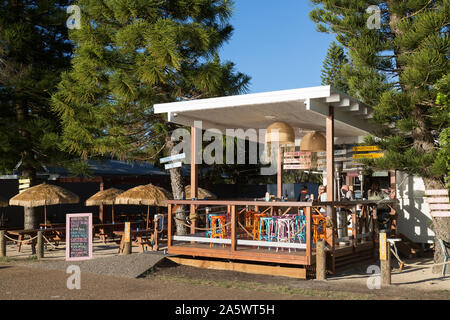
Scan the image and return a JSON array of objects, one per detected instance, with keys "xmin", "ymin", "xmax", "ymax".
[{"xmin": 326, "ymin": 93, "xmax": 341, "ymax": 103}]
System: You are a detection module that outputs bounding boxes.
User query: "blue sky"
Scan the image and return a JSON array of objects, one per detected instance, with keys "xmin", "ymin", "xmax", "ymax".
[{"xmin": 219, "ymin": 0, "xmax": 335, "ymax": 94}]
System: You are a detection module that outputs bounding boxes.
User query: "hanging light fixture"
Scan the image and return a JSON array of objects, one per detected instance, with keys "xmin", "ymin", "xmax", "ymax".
[
  {"xmin": 264, "ymin": 122, "xmax": 295, "ymax": 162},
  {"xmin": 300, "ymin": 131, "xmax": 326, "ymax": 152}
]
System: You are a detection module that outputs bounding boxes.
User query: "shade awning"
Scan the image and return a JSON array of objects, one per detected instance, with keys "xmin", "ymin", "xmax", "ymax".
[{"xmin": 154, "ymin": 86, "xmax": 374, "ymax": 141}]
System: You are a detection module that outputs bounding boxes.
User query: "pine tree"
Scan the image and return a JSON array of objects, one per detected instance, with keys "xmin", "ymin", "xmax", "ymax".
[
  {"xmin": 52, "ymin": 0, "xmax": 250, "ymax": 235},
  {"xmin": 310, "ymin": 0, "xmax": 450, "ymax": 271},
  {"xmin": 0, "ymin": 1, "xmax": 73, "ymax": 229},
  {"xmin": 321, "ymin": 41, "xmax": 349, "ymax": 92}
]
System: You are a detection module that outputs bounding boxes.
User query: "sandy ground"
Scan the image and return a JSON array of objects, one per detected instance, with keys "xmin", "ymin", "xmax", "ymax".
[{"xmin": 1, "ymin": 240, "xmax": 449, "ymax": 300}]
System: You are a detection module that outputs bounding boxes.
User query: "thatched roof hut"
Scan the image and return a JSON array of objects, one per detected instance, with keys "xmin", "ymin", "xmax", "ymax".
[{"xmin": 85, "ymin": 188, "xmax": 124, "ymax": 206}]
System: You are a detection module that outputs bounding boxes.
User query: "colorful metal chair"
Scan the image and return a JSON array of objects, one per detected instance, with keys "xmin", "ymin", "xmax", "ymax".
[
  {"xmin": 252, "ymin": 213, "xmax": 268, "ymax": 241},
  {"xmin": 210, "ymin": 215, "xmax": 227, "ymax": 248},
  {"xmin": 276, "ymin": 217, "xmax": 296, "ymax": 252},
  {"xmin": 312, "ymin": 215, "xmax": 327, "ymax": 243},
  {"xmin": 259, "ymin": 217, "xmax": 277, "ymax": 243},
  {"xmin": 294, "ymin": 215, "xmax": 306, "ymax": 243},
  {"xmin": 206, "ymin": 213, "xmax": 225, "ymax": 237}
]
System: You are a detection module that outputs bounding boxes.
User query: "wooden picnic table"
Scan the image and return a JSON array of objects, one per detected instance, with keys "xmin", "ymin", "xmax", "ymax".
[
  {"xmin": 93, "ymin": 221, "xmax": 144, "ymax": 242},
  {"xmin": 6, "ymin": 227, "xmax": 66, "ymax": 253},
  {"xmin": 113, "ymin": 229, "xmax": 155, "ymax": 254}
]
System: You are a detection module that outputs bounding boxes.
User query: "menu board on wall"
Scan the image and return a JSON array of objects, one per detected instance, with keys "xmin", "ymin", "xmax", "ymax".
[{"xmin": 66, "ymin": 213, "xmax": 92, "ymax": 261}]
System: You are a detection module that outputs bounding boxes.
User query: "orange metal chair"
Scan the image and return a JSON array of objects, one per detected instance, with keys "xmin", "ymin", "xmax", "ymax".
[
  {"xmin": 244, "ymin": 211, "xmax": 257, "ymax": 239},
  {"xmin": 210, "ymin": 215, "xmax": 227, "ymax": 248},
  {"xmin": 312, "ymin": 215, "xmax": 327, "ymax": 243},
  {"xmin": 252, "ymin": 213, "xmax": 268, "ymax": 241}
]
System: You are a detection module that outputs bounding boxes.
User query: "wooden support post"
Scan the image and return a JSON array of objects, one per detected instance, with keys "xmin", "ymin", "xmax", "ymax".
[
  {"xmin": 190, "ymin": 126, "xmax": 198, "ymax": 234},
  {"xmin": 326, "ymin": 106, "xmax": 336, "ymax": 273},
  {"xmin": 277, "ymin": 145, "xmax": 282, "ymax": 199},
  {"xmin": 305, "ymin": 206, "xmax": 312, "ymax": 264},
  {"xmin": 380, "ymin": 231, "xmax": 391, "ymax": 286},
  {"xmin": 326, "ymin": 107, "xmax": 335, "ymax": 202},
  {"xmin": 37, "ymin": 230, "xmax": 44, "ymax": 259},
  {"xmin": 99, "ymin": 179, "xmax": 104, "ymax": 223},
  {"xmin": 168, "ymin": 204, "xmax": 173, "ymax": 248},
  {"xmin": 123, "ymin": 241, "xmax": 131, "ymax": 255},
  {"xmin": 123, "ymin": 222, "xmax": 131, "ymax": 255},
  {"xmin": 352, "ymin": 208, "xmax": 358, "ymax": 247},
  {"xmin": 0, "ymin": 230, "xmax": 6, "ymax": 257},
  {"xmin": 190, "ymin": 204, "xmax": 196, "ymax": 235},
  {"xmin": 231, "ymin": 205, "xmax": 237, "ymax": 251},
  {"xmin": 316, "ymin": 240, "xmax": 326, "ymax": 281}
]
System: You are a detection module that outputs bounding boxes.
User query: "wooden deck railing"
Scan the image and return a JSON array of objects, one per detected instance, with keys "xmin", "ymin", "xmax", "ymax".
[{"xmin": 165, "ymin": 199, "xmax": 396, "ymax": 267}]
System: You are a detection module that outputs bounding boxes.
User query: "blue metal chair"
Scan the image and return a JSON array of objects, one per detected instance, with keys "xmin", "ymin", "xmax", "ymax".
[
  {"xmin": 294, "ymin": 216, "xmax": 306, "ymax": 243},
  {"xmin": 438, "ymin": 239, "xmax": 450, "ymax": 277},
  {"xmin": 259, "ymin": 217, "xmax": 277, "ymax": 244}
]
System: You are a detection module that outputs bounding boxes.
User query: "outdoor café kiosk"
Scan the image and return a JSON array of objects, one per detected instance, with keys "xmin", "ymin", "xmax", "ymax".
[{"xmin": 154, "ymin": 85, "xmax": 396, "ymax": 277}]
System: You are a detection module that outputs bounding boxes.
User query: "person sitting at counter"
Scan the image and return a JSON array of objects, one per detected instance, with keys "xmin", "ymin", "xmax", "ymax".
[
  {"xmin": 341, "ymin": 185, "xmax": 354, "ymax": 200},
  {"xmin": 368, "ymin": 182, "xmax": 393, "ymax": 232},
  {"xmin": 318, "ymin": 185, "xmax": 327, "ymax": 202},
  {"xmin": 297, "ymin": 185, "xmax": 310, "ymax": 202}
]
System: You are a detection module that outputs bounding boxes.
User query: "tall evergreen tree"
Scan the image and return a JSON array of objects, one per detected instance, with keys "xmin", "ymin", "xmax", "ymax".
[
  {"xmin": 321, "ymin": 41, "xmax": 349, "ymax": 92},
  {"xmin": 52, "ymin": 0, "xmax": 250, "ymax": 235},
  {"xmin": 310, "ymin": 0, "xmax": 449, "ymax": 271},
  {"xmin": 0, "ymin": 1, "xmax": 73, "ymax": 229}
]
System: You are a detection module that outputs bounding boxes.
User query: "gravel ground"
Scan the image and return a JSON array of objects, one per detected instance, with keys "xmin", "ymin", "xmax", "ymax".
[{"xmin": 15, "ymin": 251, "xmax": 169, "ymax": 278}]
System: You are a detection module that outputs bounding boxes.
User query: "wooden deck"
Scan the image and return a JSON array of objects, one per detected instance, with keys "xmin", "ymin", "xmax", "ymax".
[
  {"xmin": 165, "ymin": 200, "xmax": 385, "ymax": 275},
  {"xmin": 170, "ymin": 241, "xmax": 312, "ymax": 265}
]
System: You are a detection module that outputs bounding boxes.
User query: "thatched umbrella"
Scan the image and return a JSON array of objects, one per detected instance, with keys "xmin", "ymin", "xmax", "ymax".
[
  {"xmin": 185, "ymin": 185, "xmax": 217, "ymax": 200},
  {"xmin": 9, "ymin": 183, "xmax": 79, "ymax": 228},
  {"xmin": 85, "ymin": 188, "xmax": 124, "ymax": 224},
  {"xmin": 115, "ymin": 184, "xmax": 173, "ymax": 230}
]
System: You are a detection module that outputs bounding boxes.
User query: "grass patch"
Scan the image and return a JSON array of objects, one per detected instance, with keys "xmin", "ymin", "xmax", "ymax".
[
  {"xmin": 150, "ymin": 274, "xmax": 376, "ymax": 300},
  {"xmin": 0, "ymin": 256, "xmax": 13, "ymax": 263},
  {"xmin": 0, "ymin": 255, "xmax": 38, "ymax": 264}
]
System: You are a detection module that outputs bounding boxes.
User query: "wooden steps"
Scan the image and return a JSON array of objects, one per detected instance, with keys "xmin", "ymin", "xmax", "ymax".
[{"xmin": 167, "ymin": 256, "xmax": 308, "ymax": 279}]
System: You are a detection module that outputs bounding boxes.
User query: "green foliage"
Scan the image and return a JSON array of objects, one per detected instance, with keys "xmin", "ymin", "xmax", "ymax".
[
  {"xmin": 321, "ymin": 41, "xmax": 349, "ymax": 92},
  {"xmin": 310, "ymin": 0, "xmax": 450, "ymax": 185},
  {"xmin": 52, "ymin": 0, "xmax": 250, "ymax": 165},
  {"xmin": 0, "ymin": 1, "xmax": 73, "ymax": 176}
]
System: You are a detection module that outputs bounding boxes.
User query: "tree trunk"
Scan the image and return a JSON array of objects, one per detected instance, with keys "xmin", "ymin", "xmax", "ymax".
[
  {"xmin": 16, "ymin": 101, "xmax": 38, "ymax": 230},
  {"xmin": 166, "ymin": 137, "xmax": 188, "ymax": 236},
  {"xmin": 423, "ymin": 177, "xmax": 449, "ymax": 274}
]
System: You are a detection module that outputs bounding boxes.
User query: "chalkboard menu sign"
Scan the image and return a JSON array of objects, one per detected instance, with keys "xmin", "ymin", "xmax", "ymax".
[{"xmin": 66, "ymin": 213, "xmax": 92, "ymax": 261}]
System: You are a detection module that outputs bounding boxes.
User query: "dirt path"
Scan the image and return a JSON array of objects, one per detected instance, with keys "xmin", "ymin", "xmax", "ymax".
[
  {"xmin": 0, "ymin": 260, "xmax": 448, "ymax": 300},
  {"xmin": 0, "ymin": 264, "xmax": 323, "ymax": 300}
]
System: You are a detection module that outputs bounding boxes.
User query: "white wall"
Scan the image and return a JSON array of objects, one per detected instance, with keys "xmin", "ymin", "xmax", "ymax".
[{"xmin": 396, "ymin": 171, "xmax": 434, "ymax": 244}]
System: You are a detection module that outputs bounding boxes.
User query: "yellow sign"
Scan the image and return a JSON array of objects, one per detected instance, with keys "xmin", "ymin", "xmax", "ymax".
[
  {"xmin": 19, "ymin": 178, "xmax": 31, "ymax": 184},
  {"xmin": 353, "ymin": 153, "xmax": 385, "ymax": 160},
  {"xmin": 353, "ymin": 146, "xmax": 380, "ymax": 152},
  {"xmin": 379, "ymin": 232, "xmax": 387, "ymax": 261},
  {"xmin": 124, "ymin": 222, "xmax": 131, "ymax": 243}
]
